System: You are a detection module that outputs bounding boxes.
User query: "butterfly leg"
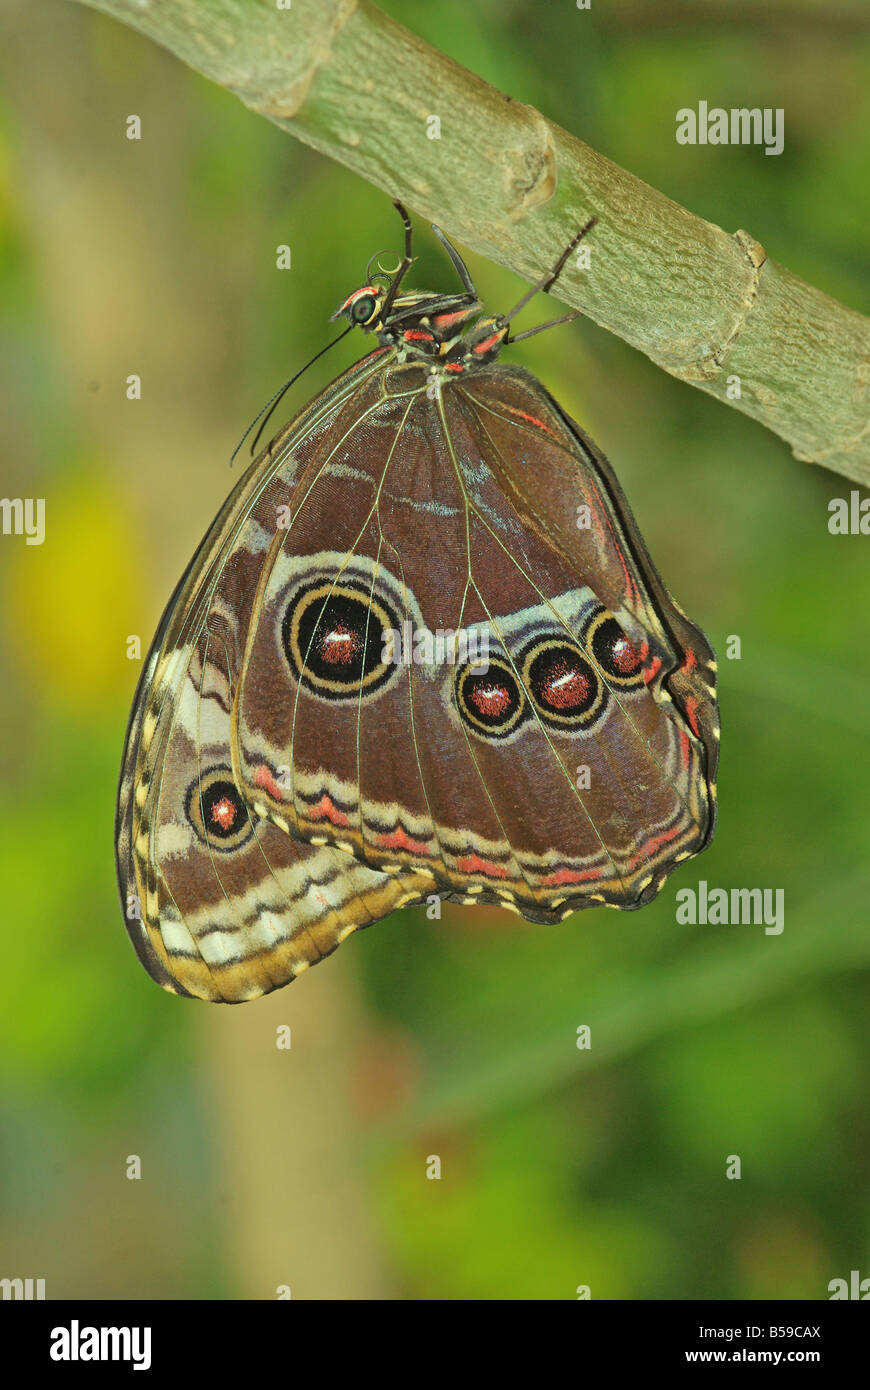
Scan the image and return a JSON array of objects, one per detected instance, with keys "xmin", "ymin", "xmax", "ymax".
[
  {"xmin": 505, "ymin": 311, "xmax": 581, "ymax": 345},
  {"xmin": 502, "ymin": 215, "xmax": 598, "ymax": 324}
]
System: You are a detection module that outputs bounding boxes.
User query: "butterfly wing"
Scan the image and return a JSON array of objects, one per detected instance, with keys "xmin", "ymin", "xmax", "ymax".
[
  {"xmin": 115, "ymin": 353, "xmax": 434, "ymax": 1002},
  {"xmin": 230, "ymin": 360, "xmax": 718, "ymax": 919},
  {"xmin": 459, "ymin": 364, "xmax": 719, "ymax": 755}
]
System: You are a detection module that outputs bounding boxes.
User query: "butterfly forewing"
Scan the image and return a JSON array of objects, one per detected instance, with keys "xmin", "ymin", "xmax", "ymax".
[{"xmin": 115, "ymin": 352, "xmax": 435, "ymax": 1002}]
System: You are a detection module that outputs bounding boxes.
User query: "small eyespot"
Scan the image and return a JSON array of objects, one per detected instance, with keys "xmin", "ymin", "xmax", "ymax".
[
  {"xmin": 520, "ymin": 637, "xmax": 606, "ymax": 730},
  {"xmin": 186, "ymin": 768, "xmax": 254, "ymax": 853},
  {"xmin": 281, "ymin": 579, "xmax": 400, "ymax": 701},
  {"xmin": 586, "ymin": 611, "xmax": 645, "ymax": 689},
  {"xmin": 455, "ymin": 657, "xmax": 526, "ymax": 739}
]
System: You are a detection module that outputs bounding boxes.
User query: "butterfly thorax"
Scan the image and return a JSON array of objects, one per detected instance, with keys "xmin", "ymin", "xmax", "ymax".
[{"xmin": 333, "ymin": 283, "xmax": 511, "ymax": 375}]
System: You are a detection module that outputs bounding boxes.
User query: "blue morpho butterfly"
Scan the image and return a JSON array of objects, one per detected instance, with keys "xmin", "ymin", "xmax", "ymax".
[{"xmin": 116, "ymin": 202, "xmax": 719, "ymax": 1002}]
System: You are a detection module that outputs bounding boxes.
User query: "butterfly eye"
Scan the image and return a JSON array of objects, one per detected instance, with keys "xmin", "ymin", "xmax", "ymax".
[
  {"xmin": 455, "ymin": 657, "xmax": 527, "ymax": 739},
  {"xmin": 351, "ymin": 293, "xmax": 377, "ymax": 324},
  {"xmin": 586, "ymin": 611, "xmax": 646, "ymax": 688},
  {"xmin": 521, "ymin": 638, "xmax": 606, "ymax": 730},
  {"xmin": 186, "ymin": 768, "xmax": 254, "ymax": 853},
  {"xmin": 282, "ymin": 580, "xmax": 399, "ymax": 700}
]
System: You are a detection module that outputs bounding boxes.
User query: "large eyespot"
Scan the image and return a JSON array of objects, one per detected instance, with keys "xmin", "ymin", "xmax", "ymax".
[
  {"xmin": 351, "ymin": 292, "xmax": 378, "ymax": 324},
  {"xmin": 586, "ymin": 611, "xmax": 645, "ymax": 688},
  {"xmin": 520, "ymin": 637, "xmax": 606, "ymax": 730},
  {"xmin": 186, "ymin": 768, "xmax": 254, "ymax": 853},
  {"xmin": 455, "ymin": 656, "xmax": 526, "ymax": 739},
  {"xmin": 282, "ymin": 580, "xmax": 400, "ymax": 701}
]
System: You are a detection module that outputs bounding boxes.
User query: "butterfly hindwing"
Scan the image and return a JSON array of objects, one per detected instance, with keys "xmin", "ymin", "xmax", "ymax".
[{"xmin": 229, "ymin": 361, "xmax": 717, "ymax": 918}]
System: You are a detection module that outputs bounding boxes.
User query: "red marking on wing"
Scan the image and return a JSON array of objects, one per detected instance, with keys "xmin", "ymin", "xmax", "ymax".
[
  {"xmin": 376, "ymin": 827, "xmax": 431, "ymax": 855},
  {"xmin": 610, "ymin": 634, "xmax": 641, "ymax": 675},
  {"xmin": 679, "ymin": 729, "xmax": 691, "ymax": 768},
  {"xmin": 211, "ymin": 797, "xmax": 236, "ymax": 832},
  {"xmin": 319, "ymin": 622, "xmax": 360, "ymax": 665},
  {"xmin": 587, "ymin": 478, "xmax": 638, "ymax": 604},
  {"xmin": 682, "ymin": 649, "xmax": 698, "ymax": 674},
  {"xmin": 685, "ymin": 695, "xmax": 701, "ymax": 737},
  {"xmin": 469, "ymin": 679, "xmax": 512, "ymax": 717},
  {"xmin": 308, "ymin": 795, "xmax": 351, "ymax": 828},
  {"xmin": 627, "ymin": 822, "xmax": 685, "ymax": 871},
  {"xmin": 253, "ymin": 765, "xmax": 285, "ymax": 799},
  {"xmin": 643, "ymin": 656, "xmax": 662, "ymax": 685},
  {"xmin": 444, "ymin": 362, "xmax": 465, "ymax": 373},
  {"xmin": 539, "ymin": 659, "xmax": 590, "ymax": 712},
  {"xmin": 541, "ymin": 866, "xmax": 604, "ymax": 886},
  {"xmin": 403, "ymin": 329, "xmax": 434, "ymax": 342},
  {"xmin": 503, "ymin": 405, "xmax": 556, "ymax": 436},
  {"xmin": 456, "ymin": 854, "xmax": 510, "ymax": 878}
]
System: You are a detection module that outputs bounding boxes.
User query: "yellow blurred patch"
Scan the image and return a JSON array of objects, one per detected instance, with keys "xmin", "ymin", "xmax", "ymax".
[{"xmin": 3, "ymin": 471, "xmax": 142, "ymax": 709}]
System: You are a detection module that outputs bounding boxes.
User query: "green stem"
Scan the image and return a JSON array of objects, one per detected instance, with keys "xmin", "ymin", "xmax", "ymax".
[{"xmin": 74, "ymin": 0, "xmax": 870, "ymax": 485}]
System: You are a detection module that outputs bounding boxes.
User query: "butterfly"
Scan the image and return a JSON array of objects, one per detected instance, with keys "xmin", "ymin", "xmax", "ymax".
[{"xmin": 116, "ymin": 202, "xmax": 719, "ymax": 1003}]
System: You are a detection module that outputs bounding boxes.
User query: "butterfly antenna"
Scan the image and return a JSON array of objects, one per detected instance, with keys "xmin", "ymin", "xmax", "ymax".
[{"xmin": 229, "ymin": 325, "xmax": 353, "ymax": 468}]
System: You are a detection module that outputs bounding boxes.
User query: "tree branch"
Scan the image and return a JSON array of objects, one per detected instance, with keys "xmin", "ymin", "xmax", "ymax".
[{"xmin": 74, "ymin": 0, "xmax": 870, "ymax": 485}]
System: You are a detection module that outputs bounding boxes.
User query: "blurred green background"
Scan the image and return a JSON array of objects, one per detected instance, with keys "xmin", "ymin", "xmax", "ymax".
[{"xmin": 1, "ymin": 0, "xmax": 868, "ymax": 1300}]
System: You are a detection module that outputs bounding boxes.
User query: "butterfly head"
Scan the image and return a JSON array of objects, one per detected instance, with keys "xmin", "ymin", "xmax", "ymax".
[{"xmin": 330, "ymin": 284, "xmax": 387, "ymax": 332}]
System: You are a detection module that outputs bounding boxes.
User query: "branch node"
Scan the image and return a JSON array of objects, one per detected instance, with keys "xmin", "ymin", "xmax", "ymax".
[
  {"xmin": 500, "ymin": 106, "xmax": 557, "ymax": 221},
  {"xmin": 250, "ymin": 0, "xmax": 359, "ymax": 121},
  {"xmin": 708, "ymin": 229, "xmax": 767, "ymax": 369}
]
